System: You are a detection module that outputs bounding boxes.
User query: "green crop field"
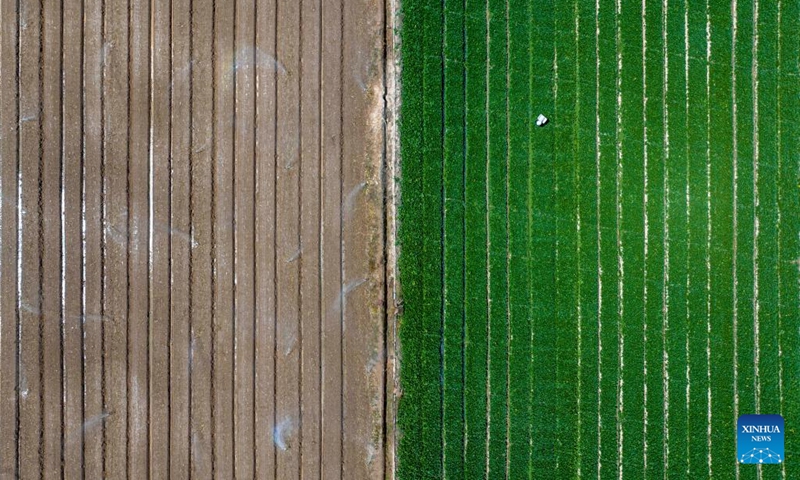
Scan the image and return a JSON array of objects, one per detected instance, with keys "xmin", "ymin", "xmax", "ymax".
[{"xmin": 395, "ymin": 0, "xmax": 800, "ymax": 478}]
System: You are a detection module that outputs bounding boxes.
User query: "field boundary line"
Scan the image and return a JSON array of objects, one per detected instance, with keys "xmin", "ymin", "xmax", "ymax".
[
  {"xmin": 661, "ymin": 0, "xmax": 671, "ymax": 476},
  {"xmin": 731, "ymin": 0, "xmax": 740, "ymax": 473},
  {"xmin": 705, "ymin": 1, "xmax": 714, "ymax": 475},
  {"xmin": 642, "ymin": 0, "xmax": 650, "ymax": 474},
  {"xmin": 594, "ymin": 0, "xmax": 603, "ymax": 477}
]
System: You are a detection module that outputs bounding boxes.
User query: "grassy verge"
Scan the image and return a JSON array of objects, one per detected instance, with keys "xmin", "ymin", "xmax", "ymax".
[
  {"xmin": 779, "ymin": 0, "xmax": 800, "ymax": 474},
  {"xmin": 528, "ymin": 0, "xmax": 557, "ymax": 477},
  {"xmin": 554, "ymin": 0, "xmax": 579, "ymax": 475},
  {"xmin": 442, "ymin": 0, "xmax": 466, "ymax": 477},
  {"xmin": 665, "ymin": 2, "xmax": 689, "ymax": 476},
  {"xmin": 597, "ymin": 0, "xmax": 620, "ymax": 475},
  {"xmin": 643, "ymin": 0, "xmax": 666, "ymax": 477},
  {"xmin": 734, "ymin": 1, "xmax": 756, "ymax": 478},
  {"xmin": 708, "ymin": 0, "xmax": 736, "ymax": 477},
  {"xmin": 487, "ymin": 0, "xmax": 509, "ymax": 474},
  {"xmin": 576, "ymin": 0, "xmax": 600, "ymax": 477},
  {"xmin": 463, "ymin": 1, "xmax": 489, "ymax": 476},
  {"xmin": 687, "ymin": 0, "xmax": 710, "ymax": 475},
  {"xmin": 619, "ymin": 0, "xmax": 646, "ymax": 476},
  {"xmin": 507, "ymin": 0, "xmax": 532, "ymax": 476}
]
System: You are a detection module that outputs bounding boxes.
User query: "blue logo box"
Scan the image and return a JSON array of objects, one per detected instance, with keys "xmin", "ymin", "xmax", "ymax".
[{"xmin": 738, "ymin": 414, "xmax": 784, "ymax": 465}]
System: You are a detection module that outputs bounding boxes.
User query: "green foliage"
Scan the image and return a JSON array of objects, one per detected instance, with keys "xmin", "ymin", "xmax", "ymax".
[{"xmin": 397, "ymin": 0, "xmax": 800, "ymax": 478}]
